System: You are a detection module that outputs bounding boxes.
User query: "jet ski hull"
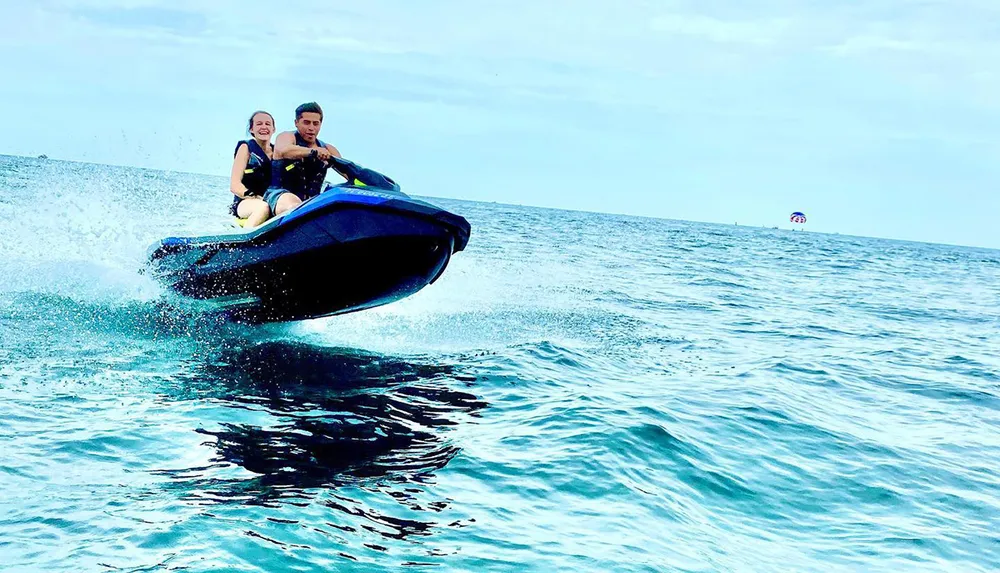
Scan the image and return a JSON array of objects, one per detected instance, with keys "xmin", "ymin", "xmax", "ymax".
[{"xmin": 148, "ymin": 185, "xmax": 470, "ymax": 323}]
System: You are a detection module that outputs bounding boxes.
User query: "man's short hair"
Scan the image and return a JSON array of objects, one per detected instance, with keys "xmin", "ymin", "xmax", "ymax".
[{"xmin": 295, "ymin": 102, "xmax": 323, "ymax": 120}]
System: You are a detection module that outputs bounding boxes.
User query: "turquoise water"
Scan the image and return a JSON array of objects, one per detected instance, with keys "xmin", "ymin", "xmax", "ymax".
[{"xmin": 1, "ymin": 155, "xmax": 998, "ymax": 572}]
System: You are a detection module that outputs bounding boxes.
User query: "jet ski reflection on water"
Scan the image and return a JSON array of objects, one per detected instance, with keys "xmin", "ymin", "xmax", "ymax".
[{"xmin": 147, "ymin": 157, "xmax": 471, "ymax": 323}]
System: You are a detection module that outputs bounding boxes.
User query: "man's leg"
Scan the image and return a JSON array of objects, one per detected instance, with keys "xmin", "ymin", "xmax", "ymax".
[
  {"xmin": 274, "ymin": 193, "xmax": 302, "ymax": 216},
  {"xmin": 264, "ymin": 188, "xmax": 301, "ymax": 217}
]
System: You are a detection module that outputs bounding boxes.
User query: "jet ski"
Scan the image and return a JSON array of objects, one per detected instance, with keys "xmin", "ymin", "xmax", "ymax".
[{"xmin": 147, "ymin": 157, "xmax": 471, "ymax": 323}]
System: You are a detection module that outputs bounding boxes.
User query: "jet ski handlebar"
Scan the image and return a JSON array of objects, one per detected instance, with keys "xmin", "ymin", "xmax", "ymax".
[{"xmin": 326, "ymin": 156, "xmax": 400, "ymax": 192}]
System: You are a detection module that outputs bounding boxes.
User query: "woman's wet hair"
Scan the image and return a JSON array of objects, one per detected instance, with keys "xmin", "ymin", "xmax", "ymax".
[{"xmin": 247, "ymin": 110, "xmax": 275, "ymax": 134}]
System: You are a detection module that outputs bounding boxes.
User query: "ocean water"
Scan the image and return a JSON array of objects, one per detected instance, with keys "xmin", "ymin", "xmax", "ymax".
[{"xmin": 1, "ymin": 154, "xmax": 998, "ymax": 572}]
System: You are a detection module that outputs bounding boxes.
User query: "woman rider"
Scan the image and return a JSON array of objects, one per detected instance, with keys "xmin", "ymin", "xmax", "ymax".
[{"xmin": 228, "ymin": 111, "xmax": 274, "ymax": 228}]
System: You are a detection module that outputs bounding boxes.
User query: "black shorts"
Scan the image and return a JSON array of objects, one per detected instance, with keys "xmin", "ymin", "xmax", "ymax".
[{"xmin": 263, "ymin": 187, "xmax": 298, "ymax": 213}]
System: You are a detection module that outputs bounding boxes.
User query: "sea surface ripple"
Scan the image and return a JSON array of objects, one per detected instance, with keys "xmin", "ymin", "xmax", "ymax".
[{"xmin": 1, "ymin": 155, "xmax": 998, "ymax": 572}]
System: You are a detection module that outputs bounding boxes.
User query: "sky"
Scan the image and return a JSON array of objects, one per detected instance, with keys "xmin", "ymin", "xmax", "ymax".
[{"xmin": 3, "ymin": 0, "xmax": 1000, "ymax": 248}]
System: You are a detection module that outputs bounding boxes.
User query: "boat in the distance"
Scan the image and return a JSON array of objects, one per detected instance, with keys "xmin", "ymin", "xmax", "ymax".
[{"xmin": 147, "ymin": 157, "xmax": 470, "ymax": 323}]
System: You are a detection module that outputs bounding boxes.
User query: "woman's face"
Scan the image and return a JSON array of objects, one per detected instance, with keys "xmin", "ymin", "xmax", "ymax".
[{"xmin": 250, "ymin": 113, "xmax": 274, "ymax": 140}]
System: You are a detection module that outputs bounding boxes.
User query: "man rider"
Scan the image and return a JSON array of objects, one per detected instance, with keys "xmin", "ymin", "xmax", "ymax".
[{"xmin": 264, "ymin": 102, "xmax": 343, "ymax": 216}]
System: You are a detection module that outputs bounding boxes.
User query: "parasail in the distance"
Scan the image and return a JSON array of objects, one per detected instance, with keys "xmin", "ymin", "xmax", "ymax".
[{"xmin": 790, "ymin": 212, "xmax": 807, "ymax": 224}]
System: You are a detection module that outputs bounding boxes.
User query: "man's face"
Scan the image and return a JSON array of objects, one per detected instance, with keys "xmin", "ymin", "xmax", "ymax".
[{"xmin": 295, "ymin": 112, "xmax": 323, "ymax": 143}]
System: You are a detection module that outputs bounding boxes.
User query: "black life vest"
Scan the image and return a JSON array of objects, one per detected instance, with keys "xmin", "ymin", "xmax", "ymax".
[
  {"xmin": 231, "ymin": 139, "xmax": 271, "ymax": 214},
  {"xmin": 269, "ymin": 133, "xmax": 330, "ymax": 201}
]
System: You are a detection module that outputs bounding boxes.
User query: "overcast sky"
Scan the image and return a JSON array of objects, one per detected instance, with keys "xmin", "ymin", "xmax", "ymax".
[{"xmin": 3, "ymin": 0, "xmax": 999, "ymax": 247}]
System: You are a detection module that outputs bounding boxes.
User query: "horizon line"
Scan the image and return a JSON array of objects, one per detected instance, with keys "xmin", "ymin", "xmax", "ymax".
[{"xmin": 3, "ymin": 152, "xmax": 997, "ymax": 254}]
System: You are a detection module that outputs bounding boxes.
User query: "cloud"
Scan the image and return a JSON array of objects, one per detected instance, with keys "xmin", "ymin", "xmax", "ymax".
[
  {"xmin": 826, "ymin": 35, "xmax": 925, "ymax": 56},
  {"xmin": 649, "ymin": 13, "xmax": 792, "ymax": 45},
  {"xmin": 72, "ymin": 5, "xmax": 208, "ymax": 35},
  {"xmin": 3, "ymin": 0, "xmax": 1000, "ymax": 246}
]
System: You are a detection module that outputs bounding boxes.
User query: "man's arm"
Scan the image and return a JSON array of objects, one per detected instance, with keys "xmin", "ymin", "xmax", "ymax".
[
  {"xmin": 324, "ymin": 143, "xmax": 352, "ymax": 181},
  {"xmin": 273, "ymin": 132, "xmax": 316, "ymax": 160}
]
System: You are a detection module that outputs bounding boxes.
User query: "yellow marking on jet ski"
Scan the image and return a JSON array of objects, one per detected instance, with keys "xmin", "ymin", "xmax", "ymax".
[
  {"xmin": 353, "ymin": 179, "xmax": 367, "ymax": 187},
  {"xmin": 244, "ymin": 169, "xmax": 254, "ymax": 174}
]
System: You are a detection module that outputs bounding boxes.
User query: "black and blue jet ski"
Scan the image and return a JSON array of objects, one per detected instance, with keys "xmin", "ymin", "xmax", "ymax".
[{"xmin": 147, "ymin": 157, "xmax": 470, "ymax": 323}]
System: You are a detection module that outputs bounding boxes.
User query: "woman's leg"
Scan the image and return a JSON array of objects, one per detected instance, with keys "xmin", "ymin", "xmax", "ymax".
[{"xmin": 237, "ymin": 197, "xmax": 271, "ymax": 228}]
